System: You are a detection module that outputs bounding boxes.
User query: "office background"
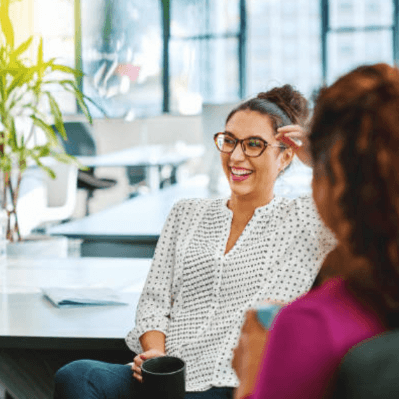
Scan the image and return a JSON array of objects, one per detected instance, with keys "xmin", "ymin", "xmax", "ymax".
[{"xmin": 7, "ymin": 0, "xmax": 399, "ymax": 215}]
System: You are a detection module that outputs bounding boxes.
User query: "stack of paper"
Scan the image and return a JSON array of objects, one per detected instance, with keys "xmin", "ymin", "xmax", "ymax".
[{"xmin": 41, "ymin": 287, "xmax": 129, "ymax": 307}]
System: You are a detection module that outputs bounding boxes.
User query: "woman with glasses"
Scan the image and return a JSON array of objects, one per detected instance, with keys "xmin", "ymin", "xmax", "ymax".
[
  {"xmin": 232, "ymin": 63, "xmax": 399, "ymax": 399},
  {"xmin": 54, "ymin": 85, "xmax": 335, "ymax": 399}
]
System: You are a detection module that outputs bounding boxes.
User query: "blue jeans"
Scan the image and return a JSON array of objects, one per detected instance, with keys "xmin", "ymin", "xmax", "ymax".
[{"xmin": 54, "ymin": 359, "xmax": 234, "ymax": 399}]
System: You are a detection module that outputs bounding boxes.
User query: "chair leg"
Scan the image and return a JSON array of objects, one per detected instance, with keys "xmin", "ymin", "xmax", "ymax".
[{"xmin": 85, "ymin": 190, "xmax": 94, "ymax": 216}]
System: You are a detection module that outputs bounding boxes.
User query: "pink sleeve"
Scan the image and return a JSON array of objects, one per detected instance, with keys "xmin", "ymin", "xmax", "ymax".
[{"xmin": 252, "ymin": 306, "xmax": 338, "ymax": 399}]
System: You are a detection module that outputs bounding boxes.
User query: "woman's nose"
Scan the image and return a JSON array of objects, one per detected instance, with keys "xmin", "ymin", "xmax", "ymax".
[{"xmin": 230, "ymin": 143, "xmax": 246, "ymax": 161}]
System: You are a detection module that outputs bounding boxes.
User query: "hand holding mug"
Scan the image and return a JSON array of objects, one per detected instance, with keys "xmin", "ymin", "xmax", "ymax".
[{"xmin": 132, "ymin": 349, "xmax": 166, "ymax": 382}]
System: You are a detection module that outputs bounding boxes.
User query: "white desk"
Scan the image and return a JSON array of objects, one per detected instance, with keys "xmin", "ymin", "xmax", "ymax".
[
  {"xmin": 48, "ymin": 177, "xmax": 229, "ymax": 258},
  {"xmin": 0, "ymin": 257, "xmax": 151, "ymax": 399},
  {"xmin": 78, "ymin": 143, "xmax": 204, "ymax": 192},
  {"xmin": 0, "ymin": 257, "xmax": 151, "ymax": 348}
]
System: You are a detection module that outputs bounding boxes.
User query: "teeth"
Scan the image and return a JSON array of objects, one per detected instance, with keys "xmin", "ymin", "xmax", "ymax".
[{"xmin": 231, "ymin": 168, "xmax": 252, "ymax": 176}]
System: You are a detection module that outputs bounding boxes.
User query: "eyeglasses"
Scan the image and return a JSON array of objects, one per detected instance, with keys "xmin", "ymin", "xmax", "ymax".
[{"xmin": 213, "ymin": 132, "xmax": 286, "ymax": 158}]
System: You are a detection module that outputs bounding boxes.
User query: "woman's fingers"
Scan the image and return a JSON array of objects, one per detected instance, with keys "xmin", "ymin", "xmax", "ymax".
[
  {"xmin": 277, "ymin": 124, "xmax": 306, "ymax": 134},
  {"xmin": 133, "ymin": 354, "xmax": 144, "ymax": 369},
  {"xmin": 132, "ymin": 354, "xmax": 144, "ymax": 381},
  {"xmin": 132, "ymin": 349, "xmax": 166, "ymax": 382},
  {"xmin": 277, "ymin": 125, "xmax": 307, "ymax": 146}
]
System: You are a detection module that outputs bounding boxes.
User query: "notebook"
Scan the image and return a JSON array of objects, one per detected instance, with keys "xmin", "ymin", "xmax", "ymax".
[{"xmin": 41, "ymin": 287, "xmax": 129, "ymax": 307}]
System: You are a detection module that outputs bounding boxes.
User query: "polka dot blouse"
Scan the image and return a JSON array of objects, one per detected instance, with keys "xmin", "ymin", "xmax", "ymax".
[{"xmin": 125, "ymin": 195, "xmax": 336, "ymax": 392}]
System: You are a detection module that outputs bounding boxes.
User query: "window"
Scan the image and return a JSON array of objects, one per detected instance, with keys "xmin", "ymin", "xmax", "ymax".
[
  {"xmin": 80, "ymin": 0, "xmax": 163, "ymax": 118},
  {"xmin": 247, "ymin": 0, "xmax": 322, "ymax": 99},
  {"xmin": 324, "ymin": 0, "xmax": 395, "ymax": 84},
  {"xmin": 33, "ymin": 0, "xmax": 398, "ymax": 119},
  {"xmin": 35, "ymin": 0, "xmax": 76, "ymax": 114},
  {"xmin": 169, "ymin": 0, "xmax": 242, "ymax": 114}
]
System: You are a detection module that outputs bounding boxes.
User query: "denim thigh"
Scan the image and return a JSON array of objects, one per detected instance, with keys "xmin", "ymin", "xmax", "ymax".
[
  {"xmin": 54, "ymin": 359, "xmax": 233, "ymax": 399},
  {"xmin": 54, "ymin": 359, "xmax": 134, "ymax": 399}
]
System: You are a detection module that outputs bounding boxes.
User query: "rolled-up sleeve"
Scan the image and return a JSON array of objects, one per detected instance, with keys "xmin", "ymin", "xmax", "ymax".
[{"xmin": 125, "ymin": 200, "xmax": 184, "ymax": 354}]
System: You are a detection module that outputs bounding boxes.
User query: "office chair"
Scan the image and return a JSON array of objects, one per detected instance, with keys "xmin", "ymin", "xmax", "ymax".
[
  {"xmin": 126, "ymin": 165, "xmax": 148, "ymax": 198},
  {"xmin": 332, "ymin": 330, "xmax": 399, "ymax": 399},
  {"xmin": 53, "ymin": 122, "xmax": 117, "ymax": 215},
  {"xmin": 17, "ymin": 161, "xmax": 78, "ymax": 237}
]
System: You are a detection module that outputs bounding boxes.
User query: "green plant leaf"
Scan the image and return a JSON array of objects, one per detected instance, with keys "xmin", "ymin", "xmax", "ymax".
[
  {"xmin": 37, "ymin": 37, "xmax": 43, "ymax": 66},
  {"xmin": 52, "ymin": 151, "xmax": 89, "ymax": 170},
  {"xmin": 44, "ymin": 91, "xmax": 66, "ymax": 139},
  {"xmin": 6, "ymin": 68, "xmax": 32, "ymax": 97},
  {"xmin": 9, "ymin": 118, "xmax": 18, "ymax": 149},
  {"xmin": 30, "ymin": 155, "xmax": 56, "ymax": 179},
  {"xmin": 11, "ymin": 36, "xmax": 33, "ymax": 58},
  {"xmin": 33, "ymin": 145, "xmax": 50, "ymax": 158},
  {"xmin": 0, "ymin": 75, "xmax": 5, "ymax": 103},
  {"xmin": 75, "ymin": 92, "xmax": 93, "ymax": 124},
  {"xmin": 51, "ymin": 64, "xmax": 82, "ymax": 76},
  {"xmin": 0, "ymin": 0, "xmax": 14, "ymax": 49},
  {"xmin": 30, "ymin": 115, "xmax": 59, "ymax": 147}
]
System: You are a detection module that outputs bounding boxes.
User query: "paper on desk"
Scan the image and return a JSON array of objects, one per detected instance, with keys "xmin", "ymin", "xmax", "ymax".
[{"xmin": 41, "ymin": 287, "xmax": 129, "ymax": 307}]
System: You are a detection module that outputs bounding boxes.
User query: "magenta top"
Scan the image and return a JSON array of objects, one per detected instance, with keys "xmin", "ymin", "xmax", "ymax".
[{"xmin": 248, "ymin": 278, "xmax": 386, "ymax": 399}]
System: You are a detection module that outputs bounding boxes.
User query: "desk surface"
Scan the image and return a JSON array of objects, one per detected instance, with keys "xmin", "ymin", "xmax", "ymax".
[
  {"xmin": 48, "ymin": 177, "xmax": 227, "ymax": 241},
  {"xmin": 78, "ymin": 143, "xmax": 204, "ymax": 168},
  {"xmin": 0, "ymin": 257, "xmax": 151, "ymax": 349}
]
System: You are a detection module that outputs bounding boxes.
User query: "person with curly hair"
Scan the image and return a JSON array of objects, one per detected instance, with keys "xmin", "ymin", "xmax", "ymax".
[
  {"xmin": 53, "ymin": 85, "xmax": 335, "ymax": 399},
  {"xmin": 232, "ymin": 63, "xmax": 399, "ymax": 399}
]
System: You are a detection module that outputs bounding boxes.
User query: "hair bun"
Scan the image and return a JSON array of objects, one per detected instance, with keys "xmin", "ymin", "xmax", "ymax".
[{"xmin": 257, "ymin": 84, "xmax": 309, "ymax": 125}]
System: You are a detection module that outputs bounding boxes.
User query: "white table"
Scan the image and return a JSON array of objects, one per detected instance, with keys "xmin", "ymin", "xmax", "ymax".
[
  {"xmin": 48, "ymin": 176, "xmax": 229, "ymax": 258},
  {"xmin": 0, "ymin": 257, "xmax": 151, "ymax": 348},
  {"xmin": 78, "ymin": 143, "xmax": 205, "ymax": 192},
  {"xmin": 0, "ymin": 256, "xmax": 151, "ymax": 399}
]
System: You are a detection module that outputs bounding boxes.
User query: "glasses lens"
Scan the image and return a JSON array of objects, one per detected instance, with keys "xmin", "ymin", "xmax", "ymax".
[
  {"xmin": 215, "ymin": 134, "xmax": 236, "ymax": 153},
  {"xmin": 243, "ymin": 138, "xmax": 265, "ymax": 156}
]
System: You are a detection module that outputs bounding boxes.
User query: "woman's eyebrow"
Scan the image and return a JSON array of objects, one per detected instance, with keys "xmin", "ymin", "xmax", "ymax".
[
  {"xmin": 223, "ymin": 131, "xmax": 266, "ymax": 141},
  {"xmin": 223, "ymin": 131, "xmax": 236, "ymax": 138}
]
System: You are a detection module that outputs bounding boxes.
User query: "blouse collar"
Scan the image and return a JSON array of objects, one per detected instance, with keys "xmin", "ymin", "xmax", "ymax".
[{"xmin": 221, "ymin": 195, "xmax": 282, "ymax": 217}]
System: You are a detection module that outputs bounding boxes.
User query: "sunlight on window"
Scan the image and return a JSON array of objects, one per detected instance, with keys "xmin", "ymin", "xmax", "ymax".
[
  {"xmin": 34, "ymin": 0, "xmax": 76, "ymax": 114},
  {"xmin": 81, "ymin": 0, "xmax": 163, "ymax": 118}
]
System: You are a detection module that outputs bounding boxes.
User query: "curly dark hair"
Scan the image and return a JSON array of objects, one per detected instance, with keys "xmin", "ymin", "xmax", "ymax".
[{"xmin": 309, "ymin": 63, "xmax": 399, "ymax": 328}]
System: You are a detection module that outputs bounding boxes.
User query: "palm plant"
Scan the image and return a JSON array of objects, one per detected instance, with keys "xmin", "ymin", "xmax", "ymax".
[{"xmin": 0, "ymin": 0, "xmax": 93, "ymax": 241}]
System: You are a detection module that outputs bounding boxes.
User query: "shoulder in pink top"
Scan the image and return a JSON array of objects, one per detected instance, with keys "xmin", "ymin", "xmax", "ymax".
[{"xmin": 249, "ymin": 277, "xmax": 386, "ymax": 399}]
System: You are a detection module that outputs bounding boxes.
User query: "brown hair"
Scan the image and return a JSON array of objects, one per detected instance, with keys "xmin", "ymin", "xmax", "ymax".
[
  {"xmin": 226, "ymin": 84, "xmax": 309, "ymax": 134},
  {"xmin": 310, "ymin": 63, "xmax": 399, "ymax": 328}
]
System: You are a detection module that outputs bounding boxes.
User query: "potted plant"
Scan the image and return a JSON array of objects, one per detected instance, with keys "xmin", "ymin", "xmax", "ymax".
[{"xmin": 0, "ymin": 0, "xmax": 93, "ymax": 243}]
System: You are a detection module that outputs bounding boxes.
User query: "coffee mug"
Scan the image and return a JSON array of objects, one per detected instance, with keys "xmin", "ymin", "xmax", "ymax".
[{"xmin": 140, "ymin": 356, "xmax": 186, "ymax": 399}]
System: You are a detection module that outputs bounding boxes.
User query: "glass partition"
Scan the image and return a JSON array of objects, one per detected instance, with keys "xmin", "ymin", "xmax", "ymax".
[
  {"xmin": 247, "ymin": 0, "xmax": 322, "ymax": 100},
  {"xmin": 34, "ymin": 0, "xmax": 398, "ymax": 118},
  {"xmin": 80, "ymin": 0, "xmax": 163, "ymax": 118},
  {"xmin": 169, "ymin": 0, "xmax": 241, "ymax": 115},
  {"xmin": 326, "ymin": 0, "xmax": 395, "ymax": 83},
  {"xmin": 35, "ymin": 0, "xmax": 77, "ymax": 114}
]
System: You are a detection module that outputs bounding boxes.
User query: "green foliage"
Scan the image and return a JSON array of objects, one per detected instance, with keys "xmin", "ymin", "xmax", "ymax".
[{"xmin": 0, "ymin": 0, "xmax": 94, "ymax": 240}]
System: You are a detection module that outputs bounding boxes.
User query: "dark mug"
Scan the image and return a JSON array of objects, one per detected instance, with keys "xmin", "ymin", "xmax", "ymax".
[{"xmin": 140, "ymin": 356, "xmax": 186, "ymax": 399}]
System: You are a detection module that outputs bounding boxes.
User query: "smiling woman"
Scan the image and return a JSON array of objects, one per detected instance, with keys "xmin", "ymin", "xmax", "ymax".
[{"xmin": 54, "ymin": 85, "xmax": 336, "ymax": 399}]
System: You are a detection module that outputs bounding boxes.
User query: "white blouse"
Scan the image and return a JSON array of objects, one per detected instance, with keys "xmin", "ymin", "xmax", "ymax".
[{"xmin": 125, "ymin": 195, "xmax": 336, "ymax": 392}]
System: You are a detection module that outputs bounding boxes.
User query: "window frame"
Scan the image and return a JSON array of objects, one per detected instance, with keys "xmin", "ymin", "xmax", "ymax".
[
  {"xmin": 73, "ymin": 0, "xmax": 399, "ymax": 116},
  {"xmin": 74, "ymin": 0, "xmax": 247, "ymax": 116},
  {"xmin": 320, "ymin": 0, "xmax": 399, "ymax": 83}
]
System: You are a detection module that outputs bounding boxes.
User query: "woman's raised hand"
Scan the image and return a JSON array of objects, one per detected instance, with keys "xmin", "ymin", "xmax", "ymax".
[
  {"xmin": 131, "ymin": 349, "xmax": 166, "ymax": 382},
  {"xmin": 276, "ymin": 124, "xmax": 312, "ymax": 167}
]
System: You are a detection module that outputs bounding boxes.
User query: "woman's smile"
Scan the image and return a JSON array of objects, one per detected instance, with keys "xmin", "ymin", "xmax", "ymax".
[{"xmin": 230, "ymin": 166, "xmax": 254, "ymax": 181}]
